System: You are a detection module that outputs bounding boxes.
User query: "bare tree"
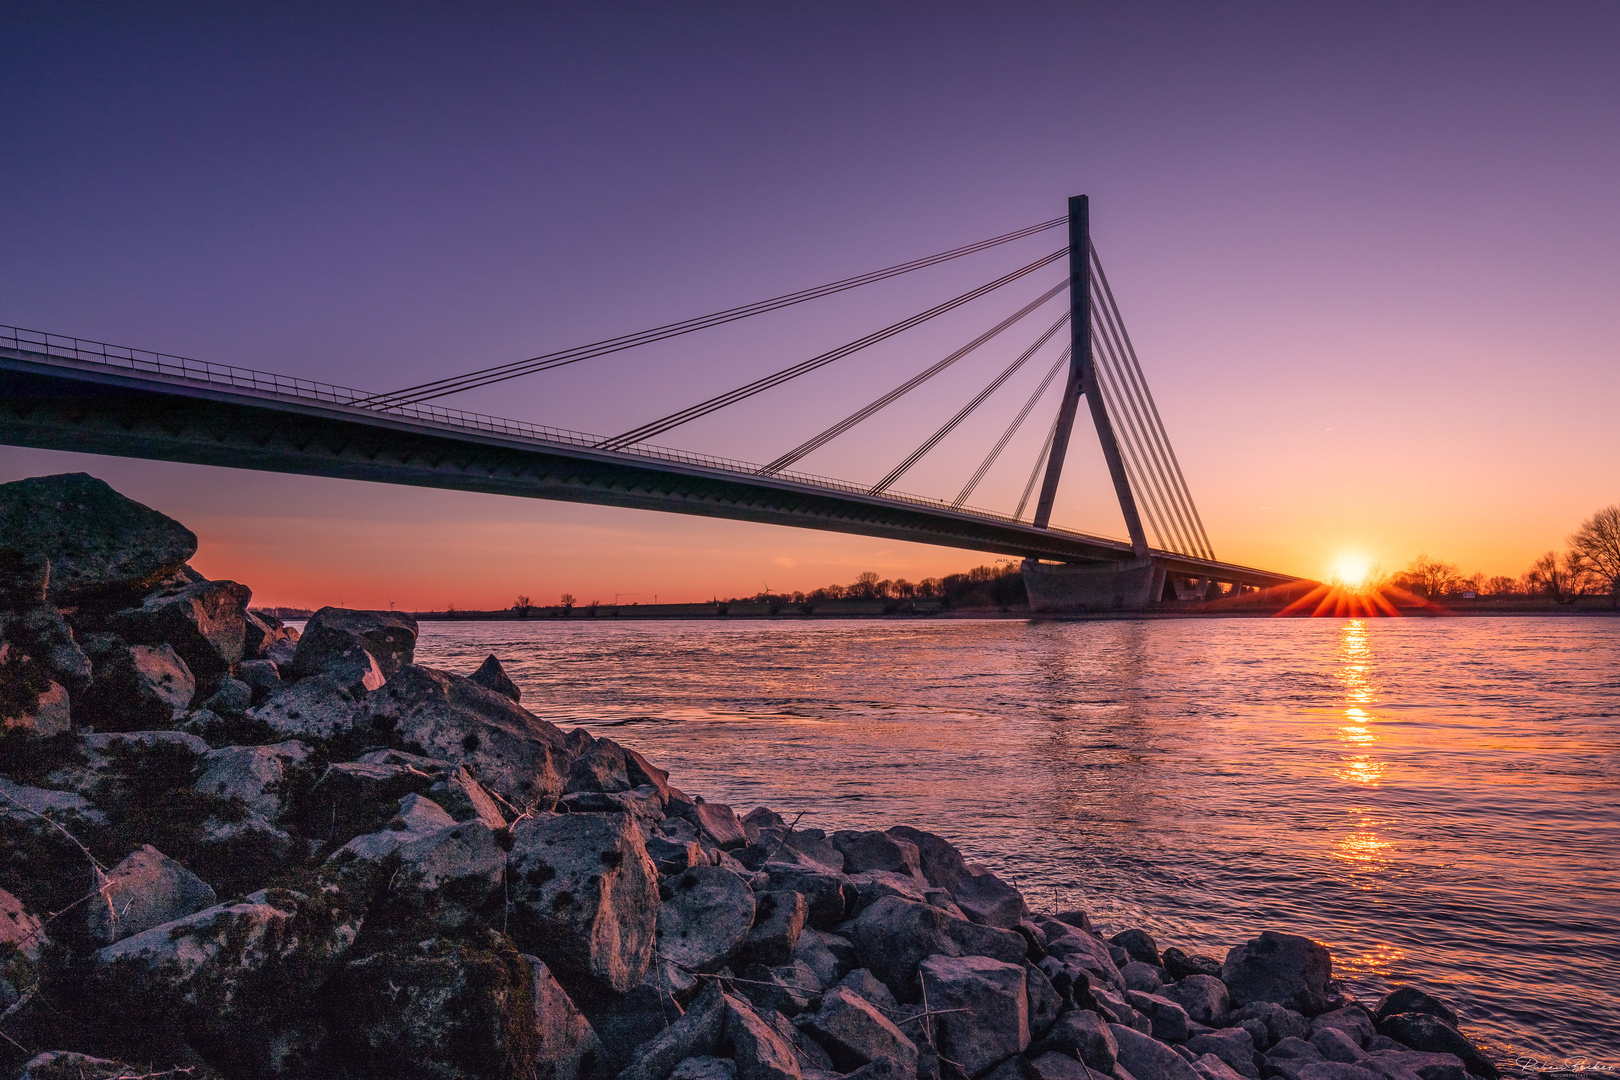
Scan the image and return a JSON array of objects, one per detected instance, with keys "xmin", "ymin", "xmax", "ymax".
[
  {"xmin": 1401, "ymin": 554, "xmax": 1462, "ymax": 599},
  {"xmin": 1569, "ymin": 504, "xmax": 1620, "ymax": 606},
  {"xmin": 1528, "ymin": 551, "xmax": 1590, "ymax": 604},
  {"xmin": 1483, "ymin": 575, "xmax": 1518, "ymax": 597},
  {"xmin": 559, "ymin": 592, "xmax": 575, "ymax": 615},
  {"xmin": 851, "ymin": 571, "xmax": 881, "ymax": 600},
  {"xmin": 513, "ymin": 594, "xmax": 533, "ymax": 617}
]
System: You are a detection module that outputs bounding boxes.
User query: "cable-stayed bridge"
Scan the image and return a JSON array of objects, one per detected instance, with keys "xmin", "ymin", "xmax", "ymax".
[{"xmin": 0, "ymin": 196, "xmax": 1302, "ymax": 607}]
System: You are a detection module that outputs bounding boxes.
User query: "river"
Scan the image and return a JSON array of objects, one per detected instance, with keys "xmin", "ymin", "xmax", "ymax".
[{"xmin": 411, "ymin": 615, "xmax": 1620, "ymax": 1066}]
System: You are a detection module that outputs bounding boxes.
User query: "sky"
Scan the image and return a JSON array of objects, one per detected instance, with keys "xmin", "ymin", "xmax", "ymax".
[{"xmin": 3, "ymin": 2, "xmax": 1617, "ymax": 608}]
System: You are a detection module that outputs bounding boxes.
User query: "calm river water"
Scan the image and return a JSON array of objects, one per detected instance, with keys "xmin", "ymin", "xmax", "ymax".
[{"xmin": 411, "ymin": 616, "xmax": 1620, "ymax": 1066}]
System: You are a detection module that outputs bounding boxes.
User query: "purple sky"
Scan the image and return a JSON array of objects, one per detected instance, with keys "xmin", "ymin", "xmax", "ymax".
[{"xmin": 4, "ymin": 3, "xmax": 1617, "ymax": 606}]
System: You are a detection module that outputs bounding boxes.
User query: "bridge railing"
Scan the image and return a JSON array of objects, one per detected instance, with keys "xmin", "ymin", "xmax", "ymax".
[{"xmin": 1, "ymin": 324, "xmax": 1131, "ymax": 548}]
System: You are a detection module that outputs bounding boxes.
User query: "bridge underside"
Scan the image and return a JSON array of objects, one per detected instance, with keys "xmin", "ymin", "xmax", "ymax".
[{"xmin": 0, "ymin": 349, "xmax": 1296, "ymax": 590}]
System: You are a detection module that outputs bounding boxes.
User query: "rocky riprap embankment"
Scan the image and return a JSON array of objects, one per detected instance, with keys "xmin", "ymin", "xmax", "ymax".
[{"xmin": 0, "ymin": 473, "xmax": 1503, "ymax": 1080}]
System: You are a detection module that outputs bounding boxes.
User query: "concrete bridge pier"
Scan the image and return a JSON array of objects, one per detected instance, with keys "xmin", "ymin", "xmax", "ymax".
[{"xmin": 1021, "ymin": 557, "xmax": 1164, "ymax": 611}]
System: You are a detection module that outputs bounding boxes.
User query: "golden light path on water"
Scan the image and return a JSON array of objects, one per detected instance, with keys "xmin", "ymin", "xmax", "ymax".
[{"xmin": 413, "ymin": 615, "xmax": 1620, "ymax": 1066}]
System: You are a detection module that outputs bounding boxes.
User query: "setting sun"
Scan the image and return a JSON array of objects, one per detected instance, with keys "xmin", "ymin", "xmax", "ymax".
[{"xmin": 1331, "ymin": 554, "xmax": 1374, "ymax": 590}]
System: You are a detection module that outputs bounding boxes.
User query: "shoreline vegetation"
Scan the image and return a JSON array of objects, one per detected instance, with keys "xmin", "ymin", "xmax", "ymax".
[{"xmin": 0, "ymin": 472, "xmax": 1598, "ymax": 1080}]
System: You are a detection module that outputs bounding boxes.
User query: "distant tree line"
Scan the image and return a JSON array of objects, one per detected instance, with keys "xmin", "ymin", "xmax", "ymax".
[
  {"xmin": 1388, "ymin": 504, "xmax": 1620, "ymax": 606},
  {"xmin": 724, "ymin": 562, "xmax": 1028, "ymax": 612}
]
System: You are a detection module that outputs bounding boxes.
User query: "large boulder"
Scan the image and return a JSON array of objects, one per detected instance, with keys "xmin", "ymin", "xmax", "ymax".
[
  {"xmin": 617, "ymin": 982, "xmax": 729, "ymax": 1080},
  {"xmin": 84, "ymin": 843, "xmax": 217, "ymax": 945},
  {"xmin": 848, "ymin": 896, "xmax": 1026, "ymax": 999},
  {"xmin": 568, "ymin": 736, "xmax": 672, "ymax": 803},
  {"xmin": 1371, "ymin": 989, "xmax": 1459, "ymax": 1030},
  {"xmin": 917, "ymin": 954, "xmax": 1029, "ymax": 1075},
  {"xmin": 289, "ymin": 606, "xmax": 418, "ymax": 681},
  {"xmin": 1375, "ymin": 1014, "xmax": 1496, "ymax": 1079},
  {"xmin": 1112, "ymin": 1022, "xmax": 1203, "ymax": 1080},
  {"xmin": 1, "ymin": 600, "xmax": 91, "ymax": 694},
  {"xmin": 1222, "ymin": 932, "xmax": 1333, "ymax": 1015},
  {"xmin": 192, "ymin": 740, "xmax": 310, "ymax": 821},
  {"xmin": 361, "ymin": 664, "xmax": 570, "ymax": 807},
  {"xmin": 508, "ymin": 812, "xmax": 660, "ymax": 993},
  {"xmin": 330, "ymin": 935, "xmax": 543, "ymax": 1080},
  {"xmin": 657, "ymin": 865, "xmax": 756, "ymax": 973},
  {"xmin": 0, "ymin": 474, "xmax": 197, "ymax": 603},
  {"xmin": 741, "ymin": 890, "xmax": 808, "ymax": 966},
  {"xmin": 721, "ymin": 994, "xmax": 802, "ymax": 1080},
  {"xmin": 1128, "ymin": 989, "xmax": 1191, "ymax": 1042},
  {"xmin": 112, "ymin": 578, "xmax": 253, "ymax": 685},
  {"xmin": 832, "ymin": 831, "xmax": 923, "ymax": 879},
  {"xmin": 77, "ymin": 641, "xmax": 195, "ymax": 730},
  {"xmin": 1312, "ymin": 1008, "xmax": 1376, "ymax": 1048},
  {"xmin": 1186, "ymin": 1029, "xmax": 1261, "ymax": 1079},
  {"xmin": 88, "ymin": 885, "xmax": 361, "ymax": 1067},
  {"xmin": 1163, "ymin": 974, "xmax": 1231, "ymax": 1025},
  {"xmin": 948, "ymin": 867, "xmax": 1029, "ymax": 929},
  {"xmin": 1033, "ymin": 1008, "xmax": 1118, "ymax": 1072},
  {"xmin": 530, "ymin": 955, "xmax": 605, "ymax": 1080},
  {"xmin": 799, "ymin": 986, "xmax": 917, "ymax": 1075},
  {"xmin": 0, "ymin": 669, "xmax": 71, "ymax": 737},
  {"xmin": 884, "ymin": 826, "xmax": 969, "ymax": 892},
  {"xmin": 246, "ymin": 672, "xmax": 369, "ymax": 739},
  {"xmin": 471, "ymin": 653, "xmax": 522, "ymax": 702}
]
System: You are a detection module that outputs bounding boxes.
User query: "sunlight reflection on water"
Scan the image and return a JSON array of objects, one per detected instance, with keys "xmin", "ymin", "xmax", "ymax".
[{"xmin": 413, "ymin": 615, "xmax": 1620, "ymax": 1063}]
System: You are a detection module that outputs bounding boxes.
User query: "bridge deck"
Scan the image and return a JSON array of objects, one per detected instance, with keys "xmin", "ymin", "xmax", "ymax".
[{"xmin": 0, "ymin": 344, "xmax": 1298, "ymax": 588}]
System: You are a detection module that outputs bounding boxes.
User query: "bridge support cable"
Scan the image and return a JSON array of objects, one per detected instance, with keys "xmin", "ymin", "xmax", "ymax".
[
  {"xmin": 1031, "ymin": 196, "xmax": 1149, "ymax": 557},
  {"xmin": 1088, "ymin": 327, "xmax": 1194, "ymax": 555},
  {"xmin": 1015, "ymin": 413, "xmax": 1061, "ymax": 521},
  {"xmin": 762, "ymin": 280, "xmax": 1066, "ymax": 476},
  {"xmin": 868, "ymin": 311, "xmax": 1070, "ymax": 495},
  {"xmin": 596, "ymin": 249, "xmax": 1066, "ymax": 452},
  {"xmin": 954, "ymin": 347, "xmax": 1069, "ymax": 507},
  {"xmin": 1090, "ymin": 243, "xmax": 1215, "ymax": 559},
  {"xmin": 1087, "ymin": 288, "xmax": 1202, "ymax": 556},
  {"xmin": 356, "ymin": 216, "xmax": 1067, "ymax": 409},
  {"xmin": 1087, "ymin": 267, "xmax": 1205, "ymax": 558}
]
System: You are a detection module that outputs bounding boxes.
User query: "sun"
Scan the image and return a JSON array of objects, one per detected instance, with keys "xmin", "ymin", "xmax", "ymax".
[{"xmin": 1330, "ymin": 553, "xmax": 1373, "ymax": 591}]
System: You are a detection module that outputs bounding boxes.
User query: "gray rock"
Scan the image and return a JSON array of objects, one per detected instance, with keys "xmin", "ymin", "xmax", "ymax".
[
  {"xmin": 288, "ymin": 606, "xmax": 418, "ymax": 681},
  {"xmin": 113, "ymin": 578, "xmax": 253, "ymax": 684},
  {"xmin": 384, "ymin": 820, "xmax": 506, "ymax": 931},
  {"xmin": 743, "ymin": 889, "xmax": 809, "ymax": 966},
  {"xmin": 529, "ymin": 955, "xmax": 604, "ymax": 1080},
  {"xmin": 1371, "ymin": 989, "xmax": 1460, "ymax": 1030},
  {"xmin": 1044, "ymin": 925, "xmax": 1127, "ymax": 993},
  {"xmin": 0, "ymin": 887, "xmax": 46, "ymax": 964},
  {"xmin": 247, "ymin": 671, "xmax": 367, "ymax": 739},
  {"xmin": 80, "ymin": 642, "xmax": 195, "ymax": 730},
  {"xmin": 685, "ymin": 799, "xmax": 749, "ymax": 848},
  {"xmin": 738, "ymin": 958, "xmax": 822, "ymax": 1017},
  {"xmin": 1312, "ymin": 1008, "xmax": 1376, "ymax": 1048},
  {"xmin": 294, "ymin": 756, "xmax": 442, "ymax": 848},
  {"xmin": 1313, "ymin": 1028, "xmax": 1366, "ymax": 1063},
  {"xmin": 793, "ymin": 927, "xmax": 847, "ymax": 986},
  {"xmin": 1163, "ymin": 949, "xmax": 1225, "ymax": 982},
  {"xmin": 1030, "ymin": 1052, "xmax": 1096, "ymax": 1080},
  {"xmin": 85, "ymin": 843, "xmax": 217, "ymax": 945},
  {"xmin": 833, "ymin": 830, "xmax": 923, "ymax": 878},
  {"xmin": 1269, "ymin": 1064, "xmax": 1384, "ymax": 1080},
  {"xmin": 1191, "ymin": 1054, "xmax": 1251, "ymax": 1080},
  {"xmin": 508, "ymin": 811, "xmax": 660, "ymax": 993},
  {"xmin": 2, "ymin": 600, "xmax": 91, "ymax": 694},
  {"xmin": 848, "ymin": 895, "xmax": 1027, "ymax": 998},
  {"xmin": 658, "ymin": 865, "xmax": 756, "ymax": 973},
  {"xmin": 1026, "ymin": 959, "xmax": 1063, "ymax": 1034},
  {"xmin": 237, "ymin": 658, "xmax": 282, "ymax": 699},
  {"xmin": 1163, "ymin": 975, "xmax": 1231, "ymax": 1025},
  {"xmin": 1222, "ymin": 932, "xmax": 1332, "ymax": 1015},
  {"xmin": 765, "ymin": 864, "xmax": 855, "ymax": 929},
  {"xmin": 201, "ymin": 676, "xmax": 252, "ymax": 717},
  {"xmin": 1, "ymin": 676, "xmax": 71, "ymax": 737},
  {"xmin": 618, "ymin": 982, "xmax": 728, "ymax": 1080},
  {"xmin": 672, "ymin": 1058, "xmax": 739, "ymax": 1080},
  {"xmin": 723, "ymin": 994, "xmax": 802, "ymax": 1080},
  {"xmin": 193, "ymin": 740, "xmax": 309, "ymax": 820},
  {"xmin": 800, "ymin": 984, "xmax": 918, "ymax": 1073},
  {"xmin": 847, "ymin": 868, "xmax": 929, "ymax": 912},
  {"xmin": 918, "ymin": 953, "xmax": 1030, "ymax": 1075},
  {"xmin": 882, "ymin": 825, "xmax": 967, "ymax": 890},
  {"xmin": 89, "ymin": 886, "xmax": 361, "ymax": 1054},
  {"xmin": 1185, "ymin": 1028, "xmax": 1260, "ymax": 1079},
  {"xmin": 1374, "ymin": 1014, "xmax": 1496, "ymax": 1079},
  {"xmin": 362, "ymin": 663, "xmax": 570, "ymax": 807},
  {"xmin": 1269, "ymin": 1037, "xmax": 1324, "ymax": 1062},
  {"xmin": 1112, "ymin": 929, "xmax": 1161, "ymax": 966},
  {"xmin": 951, "ymin": 867, "xmax": 1029, "ymax": 928},
  {"xmin": 0, "ymin": 774, "xmax": 106, "ymax": 824},
  {"xmin": 1230, "ymin": 1001, "xmax": 1310, "ymax": 1048},
  {"xmin": 1124, "ymin": 960, "xmax": 1165, "ymax": 992},
  {"xmin": 428, "ymin": 765, "xmax": 509, "ymax": 829},
  {"xmin": 0, "ymin": 473, "xmax": 197, "ymax": 602},
  {"xmin": 1111, "ymin": 1023, "xmax": 1202, "ymax": 1080},
  {"xmin": 1128, "ymin": 989, "xmax": 1192, "ymax": 1042},
  {"xmin": 1034, "ymin": 1008, "xmax": 1119, "ymax": 1071},
  {"xmin": 835, "ymin": 967, "xmax": 900, "ymax": 1014},
  {"xmin": 331, "ymin": 936, "xmax": 545, "ymax": 1080},
  {"xmin": 1364, "ymin": 1051, "xmax": 1468, "ymax": 1080},
  {"xmin": 470, "ymin": 652, "xmax": 521, "ymax": 701}
]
